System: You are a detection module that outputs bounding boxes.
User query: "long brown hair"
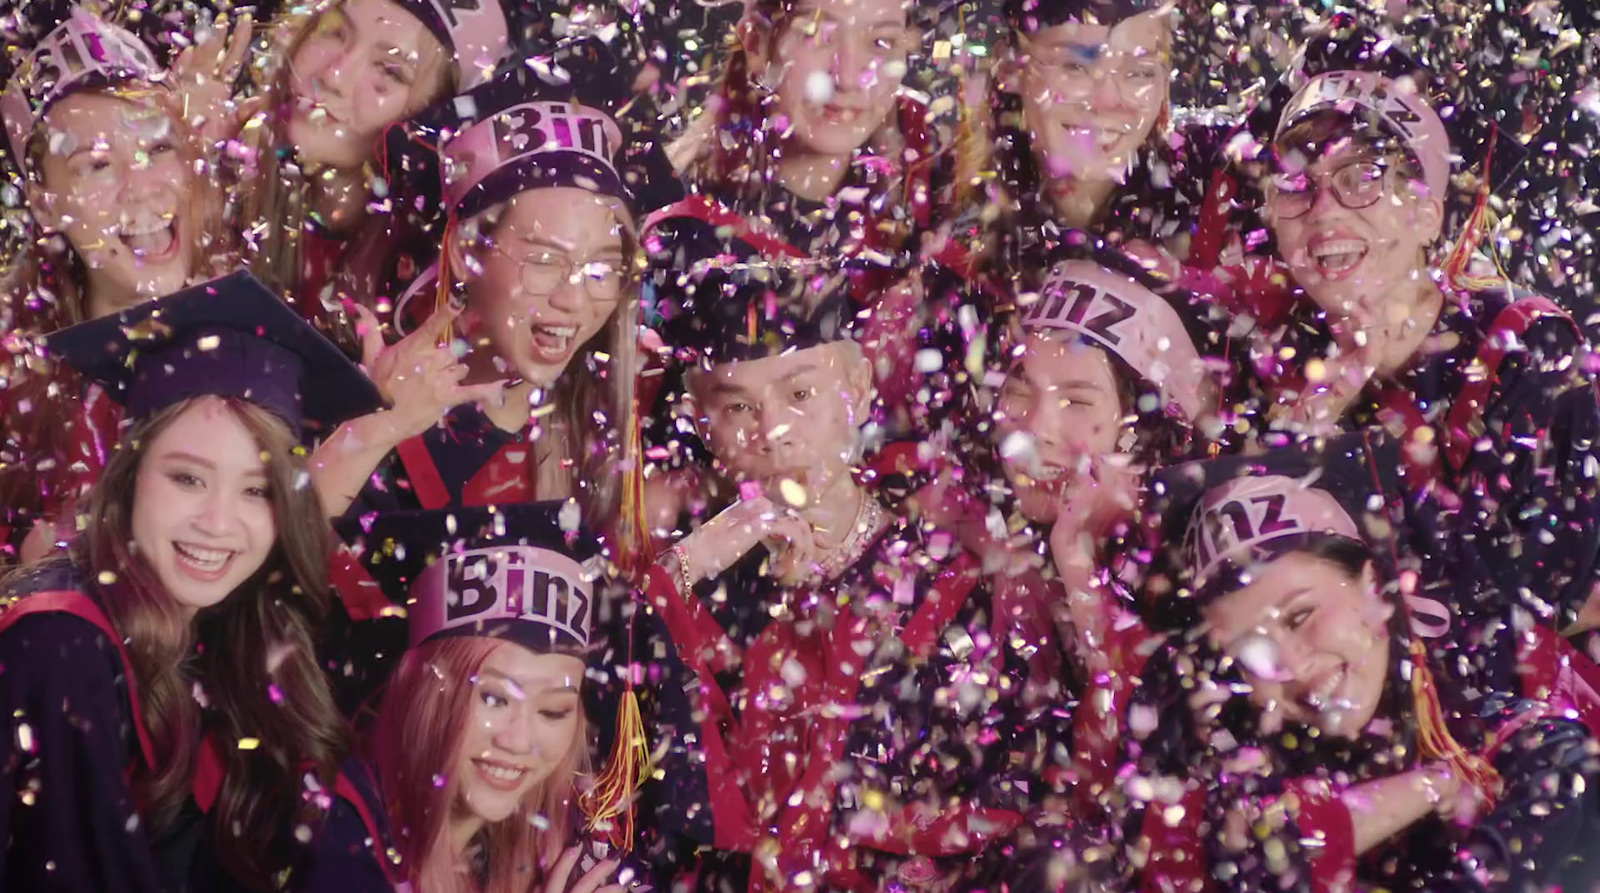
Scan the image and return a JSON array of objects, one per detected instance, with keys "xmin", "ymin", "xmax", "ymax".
[
  {"xmin": 69, "ymin": 396, "xmax": 348, "ymax": 888},
  {"xmin": 449, "ymin": 204, "xmax": 641, "ymax": 535},
  {"xmin": 0, "ymin": 83, "xmax": 232, "ymax": 558},
  {"xmin": 373, "ymin": 637, "xmax": 591, "ymax": 893},
  {"xmin": 237, "ymin": 0, "xmax": 454, "ymax": 313}
]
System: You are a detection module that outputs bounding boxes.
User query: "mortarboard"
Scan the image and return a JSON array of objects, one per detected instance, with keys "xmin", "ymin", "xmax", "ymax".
[
  {"xmin": 392, "ymin": 0, "xmax": 509, "ymax": 90},
  {"xmin": 43, "ymin": 270, "xmax": 383, "ymax": 438},
  {"xmin": 0, "ymin": 7, "xmax": 162, "ymax": 172},
  {"xmin": 1004, "ymin": 0, "xmax": 1165, "ymax": 34},
  {"xmin": 336, "ymin": 502, "xmax": 601, "ymax": 655},
  {"xmin": 1145, "ymin": 431, "xmax": 1402, "ymax": 626},
  {"xmin": 653, "ymin": 258, "xmax": 860, "ymax": 369}
]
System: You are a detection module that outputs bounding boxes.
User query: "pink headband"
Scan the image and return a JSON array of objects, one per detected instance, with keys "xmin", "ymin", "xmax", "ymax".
[
  {"xmin": 408, "ymin": 543, "xmax": 593, "ymax": 648},
  {"xmin": 1021, "ymin": 259, "xmax": 1211, "ymax": 422},
  {"xmin": 1187, "ymin": 474, "xmax": 1362, "ymax": 588},
  {"xmin": 1, "ymin": 9, "xmax": 162, "ymax": 169},
  {"xmin": 440, "ymin": 99, "xmax": 624, "ymax": 211},
  {"xmin": 1277, "ymin": 70, "xmax": 1451, "ymax": 201}
]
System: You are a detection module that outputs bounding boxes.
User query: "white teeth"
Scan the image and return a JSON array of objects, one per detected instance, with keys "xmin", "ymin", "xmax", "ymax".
[
  {"xmin": 123, "ymin": 221, "xmax": 176, "ymax": 258},
  {"xmin": 476, "ymin": 760, "xmax": 525, "ymax": 782},
  {"xmin": 1311, "ymin": 239, "xmax": 1367, "ymax": 259},
  {"xmin": 537, "ymin": 325, "xmax": 577, "ymax": 338},
  {"xmin": 174, "ymin": 542, "xmax": 231, "ymax": 571}
]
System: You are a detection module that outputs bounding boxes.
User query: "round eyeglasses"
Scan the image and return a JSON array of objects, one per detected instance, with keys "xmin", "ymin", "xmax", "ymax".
[
  {"xmin": 486, "ymin": 244, "xmax": 626, "ymax": 301},
  {"xmin": 1268, "ymin": 159, "xmax": 1394, "ymax": 221}
]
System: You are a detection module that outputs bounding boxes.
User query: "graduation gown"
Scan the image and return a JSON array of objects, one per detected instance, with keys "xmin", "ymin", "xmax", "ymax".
[
  {"xmin": 0, "ymin": 562, "xmax": 398, "ymax": 893},
  {"xmin": 641, "ymin": 512, "xmax": 1032, "ymax": 892},
  {"xmin": 1260, "ymin": 287, "xmax": 1600, "ymax": 628},
  {"xmin": 1133, "ymin": 603, "xmax": 1600, "ymax": 893}
]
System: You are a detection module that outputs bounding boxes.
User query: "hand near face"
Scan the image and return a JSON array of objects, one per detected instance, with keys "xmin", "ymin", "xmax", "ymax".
[
  {"xmin": 542, "ymin": 848, "xmax": 625, "ymax": 893},
  {"xmin": 354, "ymin": 303, "xmax": 508, "ymax": 443},
  {"xmin": 168, "ymin": 14, "xmax": 262, "ymax": 147},
  {"xmin": 670, "ymin": 496, "xmax": 817, "ymax": 588}
]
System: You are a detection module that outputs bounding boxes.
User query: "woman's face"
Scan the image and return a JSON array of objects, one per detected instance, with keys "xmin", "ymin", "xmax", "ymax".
[
  {"xmin": 995, "ymin": 334, "xmax": 1125, "ymax": 524},
  {"xmin": 130, "ymin": 398, "xmax": 277, "ymax": 615},
  {"xmin": 1203, "ymin": 551, "xmax": 1394, "ymax": 738},
  {"xmin": 1018, "ymin": 10, "xmax": 1170, "ymax": 184},
  {"xmin": 462, "ymin": 188, "xmax": 629, "ymax": 387},
  {"xmin": 691, "ymin": 341, "xmax": 873, "ymax": 500},
  {"xmin": 754, "ymin": 0, "xmax": 912, "ymax": 159},
  {"xmin": 34, "ymin": 90, "xmax": 195, "ymax": 309},
  {"xmin": 288, "ymin": 0, "xmax": 447, "ymax": 170},
  {"xmin": 455, "ymin": 645, "xmax": 584, "ymax": 826},
  {"xmin": 1265, "ymin": 134, "xmax": 1443, "ymax": 332}
]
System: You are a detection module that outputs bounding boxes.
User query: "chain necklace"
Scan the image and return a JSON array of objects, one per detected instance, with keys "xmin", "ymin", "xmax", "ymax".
[{"xmin": 809, "ymin": 490, "xmax": 888, "ymax": 583}]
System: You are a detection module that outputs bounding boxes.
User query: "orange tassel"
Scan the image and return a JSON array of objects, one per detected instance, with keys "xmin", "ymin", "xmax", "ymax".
[
  {"xmin": 434, "ymin": 214, "xmax": 459, "ymax": 346},
  {"xmin": 1408, "ymin": 639, "xmax": 1503, "ymax": 807},
  {"xmin": 1441, "ymin": 124, "xmax": 1502, "ymax": 291},
  {"xmin": 580, "ymin": 686, "xmax": 650, "ymax": 849}
]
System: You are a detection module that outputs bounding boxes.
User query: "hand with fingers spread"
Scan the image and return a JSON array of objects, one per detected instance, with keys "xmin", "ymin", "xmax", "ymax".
[
  {"xmin": 542, "ymin": 847, "xmax": 625, "ymax": 893},
  {"xmin": 662, "ymin": 497, "xmax": 817, "ymax": 592},
  {"xmin": 354, "ymin": 303, "xmax": 507, "ymax": 443},
  {"xmin": 167, "ymin": 15, "xmax": 263, "ymax": 147}
]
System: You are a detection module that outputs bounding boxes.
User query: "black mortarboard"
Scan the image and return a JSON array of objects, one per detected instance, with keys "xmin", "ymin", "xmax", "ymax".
[
  {"xmin": 391, "ymin": 0, "xmax": 509, "ymax": 90},
  {"xmin": 336, "ymin": 502, "xmax": 601, "ymax": 655},
  {"xmin": 43, "ymin": 271, "xmax": 383, "ymax": 438},
  {"xmin": 1003, "ymin": 0, "xmax": 1162, "ymax": 34},
  {"xmin": 651, "ymin": 254, "xmax": 860, "ymax": 368},
  {"xmin": 1237, "ymin": 13, "xmax": 1529, "ymax": 200},
  {"xmin": 383, "ymin": 38, "xmax": 663, "ymax": 227},
  {"xmin": 1144, "ymin": 431, "xmax": 1403, "ymax": 630}
]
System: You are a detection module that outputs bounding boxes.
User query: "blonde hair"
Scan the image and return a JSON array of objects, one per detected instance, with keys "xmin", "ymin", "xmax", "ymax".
[{"xmin": 236, "ymin": 0, "xmax": 454, "ymax": 317}]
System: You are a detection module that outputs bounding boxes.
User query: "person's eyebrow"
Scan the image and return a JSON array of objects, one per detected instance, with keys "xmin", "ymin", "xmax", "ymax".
[
  {"xmin": 479, "ymin": 669, "xmax": 580, "ymax": 693},
  {"xmin": 1222, "ymin": 586, "xmax": 1314, "ymax": 650},
  {"xmin": 777, "ymin": 362, "xmax": 821, "ymax": 382}
]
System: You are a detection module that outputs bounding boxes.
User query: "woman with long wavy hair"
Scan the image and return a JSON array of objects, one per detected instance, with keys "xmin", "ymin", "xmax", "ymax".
[
  {"xmin": 0, "ymin": 7, "xmax": 236, "ymax": 563},
  {"xmin": 348, "ymin": 503, "xmax": 633, "ymax": 893},
  {"xmin": 0, "ymin": 272, "xmax": 392, "ymax": 891},
  {"xmin": 233, "ymin": 0, "xmax": 506, "ymax": 330},
  {"xmin": 311, "ymin": 61, "xmax": 650, "ymax": 546}
]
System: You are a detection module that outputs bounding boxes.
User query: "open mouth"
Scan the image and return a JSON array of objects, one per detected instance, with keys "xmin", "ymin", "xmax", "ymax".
[
  {"xmin": 173, "ymin": 541, "xmax": 235, "ymax": 581},
  {"xmin": 1062, "ymin": 124, "xmax": 1130, "ymax": 153},
  {"xmin": 119, "ymin": 218, "xmax": 179, "ymax": 263},
  {"xmin": 821, "ymin": 104, "xmax": 865, "ymax": 125},
  {"xmin": 1299, "ymin": 663, "xmax": 1348, "ymax": 713},
  {"xmin": 527, "ymin": 323, "xmax": 579, "ymax": 364},
  {"xmin": 1307, "ymin": 238, "xmax": 1369, "ymax": 279},
  {"xmin": 472, "ymin": 757, "xmax": 529, "ymax": 791}
]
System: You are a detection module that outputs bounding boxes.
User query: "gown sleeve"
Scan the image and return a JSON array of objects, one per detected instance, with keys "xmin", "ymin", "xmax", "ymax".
[
  {"xmin": 289, "ymin": 760, "xmax": 396, "ymax": 893},
  {"xmin": 0, "ymin": 612, "xmax": 165, "ymax": 893}
]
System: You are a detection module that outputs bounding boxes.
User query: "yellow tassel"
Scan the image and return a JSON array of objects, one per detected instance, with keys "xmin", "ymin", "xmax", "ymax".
[
  {"xmin": 1440, "ymin": 125, "xmax": 1505, "ymax": 293},
  {"xmin": 435, "ymin": 215, "xmax": 458, "ymax": 346},
  {"xmin": 581, "ymin": 687, "xmax": 651, "ymax": 849},
  {"xmin": 1409, "ymin": 640, "xmax": 1503, "ymax": 805}
]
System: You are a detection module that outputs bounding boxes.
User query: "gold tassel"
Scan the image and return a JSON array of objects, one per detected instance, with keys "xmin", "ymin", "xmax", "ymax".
[
  {"xmin": 434, "ymin": 214, "xmax": 458, "ymax": 345},
  {"xmin": 1408, "ymin": 639, "xmax": 1503, "ymax": 806},
  {"xmin": 581, "ymin": 687, "xmax": 651, "ymax": 848},
  {"xmin": 1440, "ymin": 125, "xmax": 1504, "ymax": 293}
]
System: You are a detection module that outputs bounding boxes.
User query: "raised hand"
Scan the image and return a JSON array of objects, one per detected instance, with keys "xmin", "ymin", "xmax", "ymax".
[
  {"xmin": 354, "ymin": 303, "xmax": 506, "ymax": 443},
  {"xmin": 667, "ymin": 497, "xmax": 817, "ymax": 589},
  {"xmin": 166, "ymin": 14, "xmax": 263, "ymax": 147}
]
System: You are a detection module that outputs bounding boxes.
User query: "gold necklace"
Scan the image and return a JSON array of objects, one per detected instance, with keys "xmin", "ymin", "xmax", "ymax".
[{"xmin": 812, "ymin": 491, "xmax": 886, "ymax": 582}]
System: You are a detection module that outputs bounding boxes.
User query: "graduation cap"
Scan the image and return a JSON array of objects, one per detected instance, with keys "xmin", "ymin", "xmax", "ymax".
[
  {"xmin": 1003, "ymin": 0, "xmax": 1165, "ymax": 34},
  {"xmin": 0, "ymin": 6, "xmax": 162, "ymax": 172},
  {"xmin": 392, "ymin": 0, "xmax": 509, "ymax": 90},
  {"xmin": 336, "ymin": 502, "xmax": 601, "ymax": 654},
  {"xmin": 1146, "ymin": 430, "xmax": 1403, "ymax": 624},
  {"xmin": 653, "ymin": 256, "xmax": 860, "ymax": 368},
  {"xmin": 1020, "ymin": 250, "xmax": 1229, "ymax": 424},
  {"xmin": 42, "ymin": 270, "xmax": 384, "ymax": 438},
  {"xmin": 1269, "ymin": 14, "xmax": 1529, "ymax": 201}
]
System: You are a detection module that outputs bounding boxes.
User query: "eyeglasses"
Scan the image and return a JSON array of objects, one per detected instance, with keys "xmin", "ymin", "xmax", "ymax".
[
  {"xmin": 1022, "ymin": 41, "xmax": 1169, "ymax": 102},
  {"xmin": 1267, "ymin": 159, "xmax": 1395, "ymax": 221},
  {"xmin": 485, "ymin": 244, "xmax": 627, "ymax": 301}
]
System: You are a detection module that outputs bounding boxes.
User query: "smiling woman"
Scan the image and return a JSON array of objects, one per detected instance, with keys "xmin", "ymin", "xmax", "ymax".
[
  {"xmin": 0, "ymin": 272, "xmax": 394, "ymax": 890},
  {"xmin": 348, "ymin": 503, "xmax": 637, "ymax": 893},
  {"xmin": 0, "ymin": 9, "xmax": 233, "ymax": 567}
]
